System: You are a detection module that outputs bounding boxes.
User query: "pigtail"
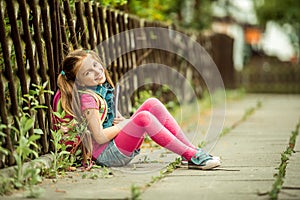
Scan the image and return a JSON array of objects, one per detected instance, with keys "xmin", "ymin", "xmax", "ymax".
[
  {"xmin": 71, "ymin": 83, "xmax": 93, "ymax": 169},
  {"xmin": 57, "ymin": 74, "xmax": 75, "ymax": 117}
]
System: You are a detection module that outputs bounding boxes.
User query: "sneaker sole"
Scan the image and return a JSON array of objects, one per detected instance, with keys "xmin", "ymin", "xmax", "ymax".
[
  {"xmin": 181, "ymin": 160, "xmax": 189, "ymax": 165},
  {"xmin": 188, "ymin": 159, "xmax": 221, "ymax": 170},
  {"xmin": 183, "ymin": 156, "xmax": 220, "ymax": 165}
]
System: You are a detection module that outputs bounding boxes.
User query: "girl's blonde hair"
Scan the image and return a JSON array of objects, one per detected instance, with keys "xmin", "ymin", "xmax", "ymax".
[{"xmin": 57, "ymin": 49, "xmax": 114, "ymax": 117}]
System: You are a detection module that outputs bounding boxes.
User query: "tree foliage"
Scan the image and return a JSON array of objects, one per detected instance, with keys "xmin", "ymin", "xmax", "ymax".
[
  {"xmin": 254, "ymin": 0, "xmax": 300, "ymax": 29},
  {"xmin": 126, "ymin": 0, "xmax": 213, "ymax": 31},
  {"xmin": 254, "ymin": 0, "xmax": 300, "ymax": 57},
  {"xmin": 87, "ymin": 0, "xmax": 128, "ymax": 7},
  {"xmin": 126, "ymin": 0, "xmax": 177, "ymax": 23},
  {"xmin": 88, "ymin": 0, "xmax": 213, "ymax": 31}
]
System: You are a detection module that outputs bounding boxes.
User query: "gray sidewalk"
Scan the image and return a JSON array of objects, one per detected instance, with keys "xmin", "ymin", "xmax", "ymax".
[
  {"xmin": 141, "ymin": 94, "xmax": 300, "ymax": 200},
  {"xmin": 2, "ymin": 94, "xmax": 300, "ymax": 200}
]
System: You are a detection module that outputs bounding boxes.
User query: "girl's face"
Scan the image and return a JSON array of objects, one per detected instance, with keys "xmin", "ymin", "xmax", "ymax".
[{"xmin": 77, "ymin": 54, "xmax": 106, "ymax": 87}]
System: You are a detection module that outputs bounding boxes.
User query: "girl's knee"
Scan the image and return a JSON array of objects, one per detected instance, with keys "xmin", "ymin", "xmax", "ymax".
[
  {"xmin": 133, "ymin": 111, "xmax": 152, "ymax": 127},
  {"xmin": 145, "ymin": 97, "xmax": 160, "ymax": 104}
]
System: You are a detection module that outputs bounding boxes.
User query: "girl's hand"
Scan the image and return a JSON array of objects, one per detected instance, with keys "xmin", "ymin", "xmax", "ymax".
[{"xmin": 113, "ymin": 113, "xmax": 125, "ymax": 125}]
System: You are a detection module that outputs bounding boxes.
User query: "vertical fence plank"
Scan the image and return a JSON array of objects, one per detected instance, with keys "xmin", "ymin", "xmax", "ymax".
[
  {"xmin": 98, "ymin": 6, "xmax": 108, "ymax": 65},
  {"xmin": 75, "ymin": 0, "xmax": 88, "ymax": 49},
  {"xmin": 105, "ymin": 9, "xmax": 115, "ymax": 79},
  {"xmin": 84, "ymin": 1, "xmax": 95, "ymax": 49},
  {"xmin": 63, "ymin": 0, "xmax": 78, "ymax": 49},
  {"xmin": 98, "ymin": 6, "xmax": 107, "ymax": 41},
  {"xmin": 59, "ymin": 6, "xmax": 69, "ymax": 56},
  {"xmin": 0, "ymin": 74, "xmax": 12, "ymax": 167},
  {"xmin": 110, "ymin": 10, "xmax": 119, "ymax": 83},
  {"xmin": 125, "ymin": 15, "xmax": 134, "ymax": 72},
  {"xmin": 132, "ymin": 17, "xmax": 143, "ymax": 103},
  {"xmin": 29, "ymin": 0, "xmax": 51, "ymax": 153},
  {"xmin": 117, "ymin": 13, "xmax": 127, "ymax": 74},
  {"xmin": 127, "ymin": 15, "xmax": 136, "ymax": 112},
  {"xmin": 92, "ymin": 3, "xmax": 101, "ymax": 45},
  {"xmin": 119, "ymin": 14, "xmax": 130, "ymax": 116},
  {"xmin": 144, "ymin": 21, "xmax": 159, "ymax": 95},
  {"xmin": 0, "ymin": 2, "xmax": 15, "ymax": 166},
  {"xmin": 40, "ymin": 0, "xmax": 56, "ymax": 91},
  {"xmin": 56, "ymin": 0, "xmax": 63, "ymax": 69},
  {"xmin": 6, "ymin": 0, "xmax": 28, "ymax": 99},
  {"xmin": 126, "ymin": 16, "xmax": 137, "ymax": 108},
  {"xmin": 18, "ymin": 0, "xmax": 39, "ymax": 86},
  {"xmin": 18, "ymin": 0, "xmax": 43, "ymax": 152},
  {"xmin": 49, "ymin": 0, "xmax": 60, "ymax": 79}
]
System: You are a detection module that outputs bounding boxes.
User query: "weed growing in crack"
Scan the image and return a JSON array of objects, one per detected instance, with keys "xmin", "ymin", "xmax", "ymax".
[{"xmin": 268, "ymin": 121, "xmax": 299, "ymax": 200}]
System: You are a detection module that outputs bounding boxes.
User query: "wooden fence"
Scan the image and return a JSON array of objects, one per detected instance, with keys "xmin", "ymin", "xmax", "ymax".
[
  {"xmin": 238, "ymin": 55, "xmax": 300, "ymax": 93},
  {"xmin": 0, "ymin": 0, "xmax": 219, "ymax": 168}
]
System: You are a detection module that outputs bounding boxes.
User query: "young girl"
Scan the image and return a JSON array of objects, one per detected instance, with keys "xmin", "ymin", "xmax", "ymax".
[{"xmin": 53, "ymin": 49, "xmax": 220, "ymax": 170}]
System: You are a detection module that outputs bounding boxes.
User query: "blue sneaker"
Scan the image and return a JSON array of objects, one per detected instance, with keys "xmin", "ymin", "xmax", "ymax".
[
  {"xmin": 181, "ymin": 150, "xmax": 220, "ymax": 166},
  {"xmin": 188, "ymin": 149, "xmax": 221, "ymax": 170}
]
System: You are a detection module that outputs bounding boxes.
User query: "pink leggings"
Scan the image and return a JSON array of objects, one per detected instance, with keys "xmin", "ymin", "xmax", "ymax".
[{"xmin": 114, "ymin": 98, "xmax": 198, "ymax": 161}]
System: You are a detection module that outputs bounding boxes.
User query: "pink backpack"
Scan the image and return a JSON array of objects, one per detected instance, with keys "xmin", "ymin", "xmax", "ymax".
[
  {"xmin": 52, "ymin": 90, "xmax": 80, "ymax": 154},
  {"xmin": 52, "ymin": 89, "xmax": 107, "ymax": 156}
]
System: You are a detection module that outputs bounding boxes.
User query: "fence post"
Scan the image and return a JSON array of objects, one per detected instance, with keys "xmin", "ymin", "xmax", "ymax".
[{"xmin": 211, "ymin": 33, "xmax": 235, "ymax": 88}]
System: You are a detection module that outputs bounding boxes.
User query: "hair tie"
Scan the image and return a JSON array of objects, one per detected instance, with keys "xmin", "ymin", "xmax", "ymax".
[{"xmin": 61, "ymin": 70, "xmax": 66, "ymax": 76}]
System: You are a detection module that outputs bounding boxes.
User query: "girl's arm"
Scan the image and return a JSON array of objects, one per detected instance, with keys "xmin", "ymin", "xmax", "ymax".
[{"xmin": 83, "ymin": 108, "xmax": 120, "ymax": 144}]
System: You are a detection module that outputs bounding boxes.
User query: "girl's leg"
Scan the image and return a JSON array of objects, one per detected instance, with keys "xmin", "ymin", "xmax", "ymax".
[
  {"xmin": 132, "ymin": 98, "xmax": 196, "ymax": 149},
  {"xmin": 114, "ymin": 111, "xmax": 197, "ymax": 160}
]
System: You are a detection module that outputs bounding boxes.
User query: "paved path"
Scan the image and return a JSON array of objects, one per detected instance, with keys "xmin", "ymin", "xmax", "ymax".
[{"xmin": 2, "ymin": 94, "xmax": 300, "ymax": 200}]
